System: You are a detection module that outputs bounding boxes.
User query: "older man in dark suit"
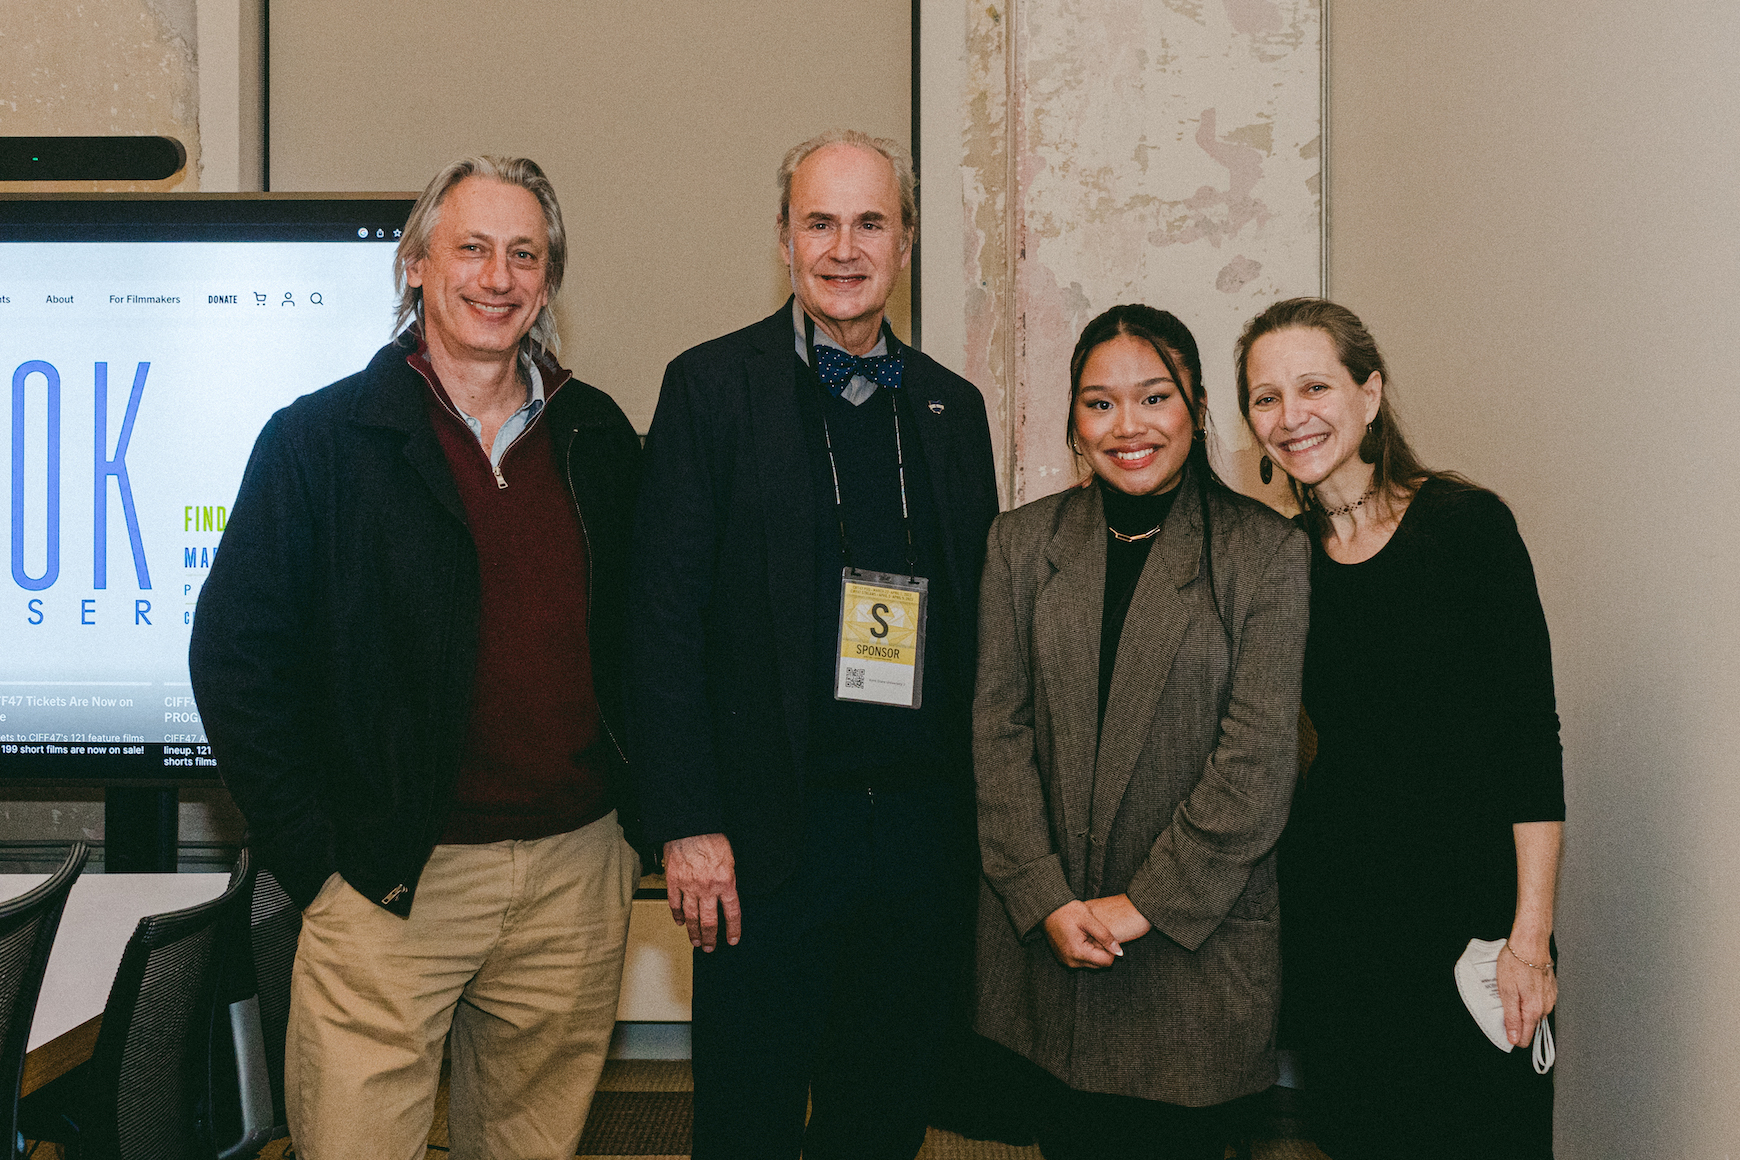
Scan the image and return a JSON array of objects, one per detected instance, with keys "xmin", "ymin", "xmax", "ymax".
[{"xmin": 628, "ymin": 130, "xmax": 999, "ymax": 1160}]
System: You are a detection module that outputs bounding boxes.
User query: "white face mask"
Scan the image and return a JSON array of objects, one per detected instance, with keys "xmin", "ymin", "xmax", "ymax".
[{"xmin": 1454, "ymin": 938, "xmax": 1555, "ymax": 1074}]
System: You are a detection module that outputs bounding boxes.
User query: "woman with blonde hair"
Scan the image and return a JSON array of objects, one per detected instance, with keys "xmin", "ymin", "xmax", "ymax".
[{"xmin": 1236, "ymin": 297, "xmax": 1563, "ymax": 1159}]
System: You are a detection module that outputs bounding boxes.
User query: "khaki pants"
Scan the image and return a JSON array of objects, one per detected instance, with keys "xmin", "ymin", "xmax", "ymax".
[{"xmin": 285, "ymin": 812, "xmax": 638, "ymax": 1160}]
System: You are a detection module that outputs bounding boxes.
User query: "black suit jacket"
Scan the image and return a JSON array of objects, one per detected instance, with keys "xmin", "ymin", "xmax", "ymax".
[{"xmin": 629, "ymin": 302, "xmax": 999, "ymax": 894}]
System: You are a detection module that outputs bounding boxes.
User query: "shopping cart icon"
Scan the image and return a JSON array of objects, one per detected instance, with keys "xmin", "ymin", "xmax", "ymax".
[{"xmin": 254, "ymin": 292, "xmax": 267, "ymax": 305}]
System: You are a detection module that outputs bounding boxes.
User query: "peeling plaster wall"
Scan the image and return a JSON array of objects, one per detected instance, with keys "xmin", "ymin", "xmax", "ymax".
[
  {"xmin": 961, "ymin": 2, "xmax": 1016, "ymax": 501},
  {"xmin": 1, "ymin": 0, "xmax": 202, "ymax": 191},
  {"xmin": 958, "ymin": 0, "xmax": 1321, "ymax": 507}
]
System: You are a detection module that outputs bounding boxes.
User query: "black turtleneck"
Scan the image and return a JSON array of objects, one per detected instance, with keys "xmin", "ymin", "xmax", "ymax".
[{"xmin": 1098, "ymin": 477, "xmax": 1179, "ymax": 730}]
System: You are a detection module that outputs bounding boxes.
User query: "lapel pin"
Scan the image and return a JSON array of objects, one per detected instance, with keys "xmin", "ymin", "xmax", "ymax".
[{"xmin": 928, "ymin": 400, "xmax": 945, "ymax": 414}]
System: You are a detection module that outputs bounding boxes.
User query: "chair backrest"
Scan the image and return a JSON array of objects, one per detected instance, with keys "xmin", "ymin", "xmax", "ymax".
[
  {"xmin": 201, "ymin": 862, "xmax": 299, "ymax": 1157},
  {"xmin": 0, "ymin": 843, "xmax": 89, "ymax": 1160},
  {"xmin": 79, "ymin": 851, "xmax": 254, "ymax": 1160},
  {"xmin": 245, "ymin": 867, "xmax": 299, "ymax": 1133}
]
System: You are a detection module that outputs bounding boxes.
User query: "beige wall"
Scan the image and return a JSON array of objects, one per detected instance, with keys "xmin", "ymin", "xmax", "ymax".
[
  {"xmin": 1329, "ymin": 2, "xmax": 1740, "ymax": 1154},
  {"xmin": 268, "ymin": 0, "xmax": 912, "ymax": 433}
]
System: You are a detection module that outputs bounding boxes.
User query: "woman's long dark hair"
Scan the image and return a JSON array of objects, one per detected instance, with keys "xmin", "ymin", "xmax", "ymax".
[
  {"xmin": 1068, "ymin": 303, "xmax": 1233, "ymax": 641},
  {"xmin": 1233, "ymin": 297, "xmax": 1456, "ymax": 538}
]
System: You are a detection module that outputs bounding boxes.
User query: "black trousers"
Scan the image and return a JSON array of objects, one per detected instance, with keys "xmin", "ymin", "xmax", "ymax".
[{"xmin": 690, "ymin": 785, "xmax": 975, "ymax": 1160}]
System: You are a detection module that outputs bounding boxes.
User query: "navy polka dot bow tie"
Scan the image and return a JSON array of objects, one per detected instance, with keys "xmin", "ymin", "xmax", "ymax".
[{"xmin": 813, "ymin": 344, "xmax": 905, "ymax": 396}]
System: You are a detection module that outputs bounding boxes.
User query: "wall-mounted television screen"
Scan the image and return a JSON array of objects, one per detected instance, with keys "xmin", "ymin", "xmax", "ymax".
[{"xmin": 1, "ymin": 194, "xmax": 415, "ymax": 783}]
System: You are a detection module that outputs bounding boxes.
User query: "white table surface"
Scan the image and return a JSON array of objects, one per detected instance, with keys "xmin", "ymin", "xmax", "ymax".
[
  {"xmin": 618, "ymin": 897, "xmax": 693, "ymax": 1022},
  {"xmin": 1, "ymin": 873, "xmax": 692, "ymax": 1048},
  {"xmin": 0, "ymin": 872, "xmax": 228, "ymax": 1051}
]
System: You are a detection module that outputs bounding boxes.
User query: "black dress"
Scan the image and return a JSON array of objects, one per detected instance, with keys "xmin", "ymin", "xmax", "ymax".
[{"xmin": 1283, "ymin": 479, "xmax": 1565, "ymax": 1159}]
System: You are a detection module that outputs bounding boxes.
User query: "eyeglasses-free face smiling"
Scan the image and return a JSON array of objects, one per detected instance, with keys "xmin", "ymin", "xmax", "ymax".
[
  {"xmin": 1244, "ymin": 326, "xmax": 1382, "ymax": 493},
  {"xmin": 406, "ymin": 175, "xmax": 550, "ymax": 364},
  {"xmin": 780, "ymin": 143, "xmax": 911, "ymax": 355},
  {"xmin": 1072, "ymin": 334, "xmax": 1197, "ymax": 497}
]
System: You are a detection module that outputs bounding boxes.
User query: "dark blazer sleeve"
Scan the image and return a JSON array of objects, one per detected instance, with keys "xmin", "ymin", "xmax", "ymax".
[
  {"xmin": 974, "ymin": 513, "xmax": 1078, "ymax": 939},
  {"xmin": 1125, "ymin": 522, "xmax": 1311, "ymax": 950},
  {"xmin": 189, "ymin": 409, "xmax": 338, "ymax": 907},
  {"xmin": 628, "ymin": 355, "xmax": 729, "ymax": 850}
]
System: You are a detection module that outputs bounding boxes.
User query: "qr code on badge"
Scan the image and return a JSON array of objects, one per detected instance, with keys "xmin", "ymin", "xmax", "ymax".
[{"xmin": 844, "ymin": 667, "xmax": 866, "ymax": 690}]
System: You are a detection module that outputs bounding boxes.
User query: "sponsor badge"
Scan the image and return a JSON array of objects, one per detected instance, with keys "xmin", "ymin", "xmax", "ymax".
[{"xmin": 834, "ymin": 568, "xmax": 928, "ymax": 708}]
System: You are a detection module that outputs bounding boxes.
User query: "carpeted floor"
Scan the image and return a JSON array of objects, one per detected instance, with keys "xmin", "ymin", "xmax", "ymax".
[{"xmin": 252, "ymin": 1059, "xmax": 1329, "ymax": 1159}]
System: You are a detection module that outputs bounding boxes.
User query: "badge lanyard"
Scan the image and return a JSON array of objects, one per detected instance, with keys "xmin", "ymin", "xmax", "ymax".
[{"xmin": 805, "ymin": 313, "xmax": 929, "ymax": 709}]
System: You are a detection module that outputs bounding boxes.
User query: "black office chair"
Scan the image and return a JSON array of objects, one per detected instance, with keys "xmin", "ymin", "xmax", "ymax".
[
  {"xmin": 201, "ymin": 866, "xmax": 298, "ymax": 1155},
  {"xmin": 0, "ymin": 843, "xmax": 89, "ymax": 1160},
  {"xmin": 18, "ymin": 850, "xmax": 253, "ymax": 1159},
  {"xmin": 244, "ymin": 868, "xmax": 296, "ymax": 1143}
]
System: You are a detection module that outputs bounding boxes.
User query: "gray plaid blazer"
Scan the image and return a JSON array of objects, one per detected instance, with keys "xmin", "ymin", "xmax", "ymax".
[{"xmin": 973, "ymin": 477, "xmax": 1309, "ymax": 1105}]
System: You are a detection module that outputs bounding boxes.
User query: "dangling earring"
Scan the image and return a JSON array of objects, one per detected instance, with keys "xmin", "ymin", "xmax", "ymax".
[
  {"xmin": 1259, "ymin": 455, "xmax": 1274, "ymax": 485},
  {"xmin": 1359, "ymin": 417, "xmax": 1382, "ymax": 462}
]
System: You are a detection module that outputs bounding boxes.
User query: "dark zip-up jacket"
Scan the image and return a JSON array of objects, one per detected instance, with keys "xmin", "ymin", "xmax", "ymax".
[{"xmin": 190, "ymin": 334, "xmax": 642, "ymax": 915}]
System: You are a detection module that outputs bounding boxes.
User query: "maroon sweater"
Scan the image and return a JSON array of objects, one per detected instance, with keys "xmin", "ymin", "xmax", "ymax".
[{"xmin": 410, "ymin": 350, "xmax": 609, "ymax": 844}]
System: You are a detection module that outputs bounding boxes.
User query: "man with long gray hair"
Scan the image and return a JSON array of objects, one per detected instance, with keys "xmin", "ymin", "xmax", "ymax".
[
  {"xmin": 191, "ymin": 156, "xmax": 643, "ymax": 1159},
  {"xmin": 630, "ymin": 129, "xmax": 998, "ymax": 1158}
]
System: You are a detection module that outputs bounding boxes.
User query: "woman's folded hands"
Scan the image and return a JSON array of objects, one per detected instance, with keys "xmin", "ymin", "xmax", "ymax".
[{"xmin": 1043, "ymin": 894, "xmax": 1152, "ymax": 968}]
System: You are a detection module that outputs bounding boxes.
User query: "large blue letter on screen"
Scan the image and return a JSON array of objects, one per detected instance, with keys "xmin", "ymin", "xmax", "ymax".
[
  {"xmin": 10, "ymin": 361, "xmax": 60, "ymax": 592},
  {"xmin": 93, "ymin": 362, "xmax": 151, "ymax": 590}
]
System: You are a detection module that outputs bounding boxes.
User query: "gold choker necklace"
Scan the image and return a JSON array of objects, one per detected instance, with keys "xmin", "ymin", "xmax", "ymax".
[{"xmin": 1109, "ymin": 523, "xmax": 1165, "ymax": 543}]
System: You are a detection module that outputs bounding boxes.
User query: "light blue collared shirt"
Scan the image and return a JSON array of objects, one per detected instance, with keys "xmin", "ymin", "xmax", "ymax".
[
  {"xmin": 450, "ymin": 358, "xmax": 546, "ymax": 468},
  {"xmin": 794, "ymin": 300, "xmax": 888, "ymax": 407}
]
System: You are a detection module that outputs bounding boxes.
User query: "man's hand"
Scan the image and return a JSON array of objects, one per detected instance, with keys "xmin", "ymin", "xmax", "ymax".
[
  {"xmin": 1041, "ymin": 900, "xmax": 1120, "ymax": 968},
  {"xmin": 663, "ymin": 833, "xmax": 741, "ymax": 951},
  {"xmin": 1084, "ymin": 893, "xmax": 1152, "ymax": 946}
]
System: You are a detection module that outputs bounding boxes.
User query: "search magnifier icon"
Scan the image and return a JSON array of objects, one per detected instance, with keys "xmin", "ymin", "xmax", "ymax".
[{"xmin": 310, "ymin": 292, "xmax": 324, "ymax": 305}]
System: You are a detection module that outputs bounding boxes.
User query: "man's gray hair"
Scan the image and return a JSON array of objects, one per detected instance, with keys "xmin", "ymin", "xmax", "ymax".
[
  {"xmin": 393, "ymin": 155, "xmax": 567, "ymax": 355},
  {"xmin": 777, "ymin": 130, "xmax": 917, "ymax": 238}
]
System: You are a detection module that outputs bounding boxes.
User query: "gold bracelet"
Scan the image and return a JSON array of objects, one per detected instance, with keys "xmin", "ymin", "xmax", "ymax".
[{"xmin": 1505, "ymin": 942, "xmax": 1554, "ymax": 974}]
